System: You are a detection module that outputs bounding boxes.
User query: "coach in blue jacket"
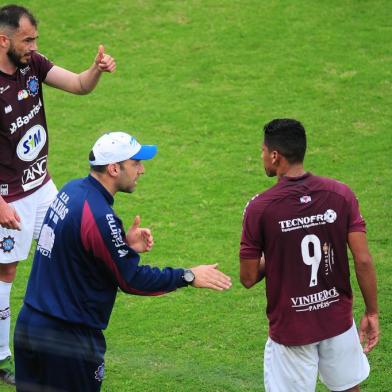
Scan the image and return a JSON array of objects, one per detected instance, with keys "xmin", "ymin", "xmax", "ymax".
[{"xmin": 14, "ymin": 132, "xmax": 232, "ymax": 392}]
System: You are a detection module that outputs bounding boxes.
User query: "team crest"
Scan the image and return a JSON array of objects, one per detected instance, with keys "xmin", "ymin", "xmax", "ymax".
[
  {"xmin": 0, "ymin": 236, "xmax": 15, "ymax": 253},
  {"xmin": 300, "ymin": 195, "xmax": 311, "ymax": 204},
  {"xmin": 27, "ymin": 76, "xmax": 39, "ymax": 96},
  {"xmin": 324, "ymin": 209, "xmax": 337, "ymax": 223},
  {"xmin": 94, "ymin": 362, "xmax": 105, "ymax": 382},
  {"xmin": 0, "ymin": 307, "xmax": 10, "ymax": 320}
]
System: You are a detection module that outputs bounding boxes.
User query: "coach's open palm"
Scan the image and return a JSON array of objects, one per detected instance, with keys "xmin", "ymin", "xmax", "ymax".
[
  {"xmin": 126, "ymin": 215, "xmax": 153, "ymax": 253},
  {"xmin": 191, "ymin": 264, "xmax": 232, "ymax": 291}
]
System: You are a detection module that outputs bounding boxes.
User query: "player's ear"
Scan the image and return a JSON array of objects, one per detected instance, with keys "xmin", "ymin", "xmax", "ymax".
[
  {"xmin": 107, "ymin": 163, "xmax": 119, "ymax": 177},
  {"xmin": 271, "ymin": 150, "xmax": 278, "ymax": 164},
  {"xmin": 0, "ymin": 34, "xmax": 10, "ymax": 48}
]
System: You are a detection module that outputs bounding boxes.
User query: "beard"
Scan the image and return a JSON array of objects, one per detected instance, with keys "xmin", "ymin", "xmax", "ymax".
[
  {"xmin": 264, "ymin": 167, "xmax": 276, "ymax": 177},
  {"xmin": 119, "ymin": 185, "xmax": 135, "ymax": 194},
  {"xmin": 7, "ymin": 46, "xmax": 29, "ymax": 68}
]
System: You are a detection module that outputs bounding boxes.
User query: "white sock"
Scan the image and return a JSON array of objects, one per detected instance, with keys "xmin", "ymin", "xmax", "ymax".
[{"xmin": 0, "ymin": 281, "xmax": 12, "ymax": 360}]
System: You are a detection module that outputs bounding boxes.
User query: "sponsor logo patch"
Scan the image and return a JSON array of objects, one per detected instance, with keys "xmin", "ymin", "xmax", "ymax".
[
  {"xmin": 22, "ymin": 155, "xmax": 47, "ymax": 192},
  {"xmin": 37, "ymin": 224, "xmax": 56, "ymax": 258},
  {"xmin": 106, "ymin": 214, "xmax": 125, "ymax": 247},
  {"xmin": 291, "ymin": 287, "xmax": 340, "ymax": 313},
  {"xmin": 27, "ymin": 76, "xmax": 39, "ymax": 96},
  {"xmin": 0, "ymin": 184, "xmax": 8, "ymax": 196},
  {"xmin": 49, "ymin": 194, "xmax": 69, "ymax": 220},
  {"xmin": 94, "ymin": 362, "xmax": 105, "ymax": 382},
  {"xmin": 16, "ymin": 124, "xmax": 47, "ymax": 162},
  {"xmin": 0, "ymin": 307, "xmax": 10, "ymax": 320},
  {"xmin": 0, "ymin": 236, "xmax": 15, "ymax": 253},
  {"xmin": 322, "ymin": 242, "xmax": 335, "ymax": 276},
  {"xmin": 17, "ymin": 89, "xmax": 29, "ymax": 101},
  {"xmin": 20, "ymin": 65, "xmax": 30, "ymax": 75},
  {"xmin": 300, "ymin": 195, "xmax": 311, "ymax": 203},
  {"xmin": 0, "ymin": 85, "xmax": 10, "ymax": 94},
  {"xmin": 10, "ymin": 99, "xmax": 43, "ymax": 134},
  {"xmin": 279, "ymin": 209, "xmax": 338, "ymax": 232},
  {"xmin": 118, "ymin": 249, "xmax": 129, "ymax": 258},
  {"xmin": 4, "ymin": 105, "xmax": 12, "ymax": 114}
]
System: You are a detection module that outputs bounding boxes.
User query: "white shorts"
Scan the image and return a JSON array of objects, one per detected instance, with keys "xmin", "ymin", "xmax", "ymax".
[
  {"xmin": 0, "ymin": 180, "xmax": 58, "ymax": 263},
  {"xmin": 264, "ymin": 321, "xmax": 370, "ymax": 392}
]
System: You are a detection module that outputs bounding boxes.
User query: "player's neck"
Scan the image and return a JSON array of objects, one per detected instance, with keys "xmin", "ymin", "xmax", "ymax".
[
  {"xmin": 90, "ymin": 172, "xmax": 117, "ymax": 196},
  {"xmin": 277, "ymin": 163, "xmax": 305, "ymax": 179},
  {"xmin": 0, "ymin": 54, "xmax": 17, "ymax": 75}
]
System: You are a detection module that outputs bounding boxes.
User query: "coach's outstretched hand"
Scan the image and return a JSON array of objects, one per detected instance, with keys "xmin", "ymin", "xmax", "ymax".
[
  {"xmin": 190, "ymin": 264, "xmax": 232, "ymax": 291},
  {"xmin": 94, "ymin": 44, "xmax": 116, "ymax": 73},
  {"xmin": 126, "ymin": 215, "xmax": 153, "ymax": 253}
]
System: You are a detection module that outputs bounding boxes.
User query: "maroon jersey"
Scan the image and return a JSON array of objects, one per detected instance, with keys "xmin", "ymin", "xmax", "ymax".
[
  {"xmin": 0, "ymin": 52, "xmax": 53, "ymax": 202},
  {"xmin": 240, "ymin": 173, "xmax": 366, "ymax": 346}
]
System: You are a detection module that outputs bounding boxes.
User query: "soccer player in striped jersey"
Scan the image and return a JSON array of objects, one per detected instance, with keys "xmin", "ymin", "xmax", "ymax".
[{"xmin": 240, "ymin": 119, "xmax": 378, "ymax": 392}]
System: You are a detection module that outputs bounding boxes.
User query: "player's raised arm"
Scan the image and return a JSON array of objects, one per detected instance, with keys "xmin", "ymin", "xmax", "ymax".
[{"xmin": 44, "ymin": 44, "xmax": 116, "ymax": 95}]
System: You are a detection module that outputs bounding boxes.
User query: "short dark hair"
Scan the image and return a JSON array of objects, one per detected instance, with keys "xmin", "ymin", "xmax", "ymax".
[
  {"xmin": 88, "ymin": 151, "xmax": 126, "ymax": 173},
  {"xmin": 263, "ymin": 119, "xmax": 306, "ymax": 164},
  {"xmin": 88, "ymin": 150, "xmax": 107, "ymax": 173},
  {"xmin": 0, "ymin": 4, "xmax": 37, "ymax": 32}
]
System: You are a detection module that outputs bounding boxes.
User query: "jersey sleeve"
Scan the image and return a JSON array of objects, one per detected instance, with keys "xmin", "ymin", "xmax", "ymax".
[
  {"xmin": 33, "ymin": 52, "xmax": 54, "ymax": 82},
  {"xmin": 338, "ymin": 183, "xmax": 366, "ymax": 233},
  {"xmin": 345, "ymin": 188, "xmax": 366, "ymax": 233},
  {"xmin": 239, "ymin": 198, "xmax": 264, "ymax": 260},
  {"xmin": 80, "ymin": 201, "xmax": 187, "ymax": 295}
]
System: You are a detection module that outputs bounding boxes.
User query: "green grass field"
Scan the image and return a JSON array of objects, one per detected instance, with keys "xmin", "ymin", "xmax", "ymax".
[{"xmin": 4, "ymin": 0, "xmax": 392, "ymax": 390}]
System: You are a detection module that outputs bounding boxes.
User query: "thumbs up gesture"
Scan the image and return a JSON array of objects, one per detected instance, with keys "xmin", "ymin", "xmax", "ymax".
[
  {"xmin": 94, "ymin": 44, "xmax": 116, "ymax": 73},
  {"xmin": 126, "ymin": 216, "xmax": 154, "ymax": 253}
]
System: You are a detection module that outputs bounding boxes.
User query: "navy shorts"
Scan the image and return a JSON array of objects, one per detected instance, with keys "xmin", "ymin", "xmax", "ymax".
[{"xmin": 14, "ymin": 304, "xmax": 106, "ymax": 392}]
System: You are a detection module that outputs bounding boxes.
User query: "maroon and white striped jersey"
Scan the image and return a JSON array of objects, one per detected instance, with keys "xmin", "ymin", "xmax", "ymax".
[
  {"xmin": 240, "ymin": 172, "xmax": 365, "ymax": 345},
  {"xmin": 0, "ymin": 52, "xmax": 53, "ymax": 202}
]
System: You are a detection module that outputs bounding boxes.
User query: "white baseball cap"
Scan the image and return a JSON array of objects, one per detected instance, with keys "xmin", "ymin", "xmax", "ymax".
[{"xmin": 89, "ymin": 132, "xmax": 157, "ymax": 165}]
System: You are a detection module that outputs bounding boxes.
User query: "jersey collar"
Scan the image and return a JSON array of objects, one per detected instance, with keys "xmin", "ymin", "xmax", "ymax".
[
  {"xmin": 87, "ymin": 175, "xmax": 114, "ymax": 205},
  {"xmin": 280, "ymin": 172, "xmax": 311, "ymax": 183}
]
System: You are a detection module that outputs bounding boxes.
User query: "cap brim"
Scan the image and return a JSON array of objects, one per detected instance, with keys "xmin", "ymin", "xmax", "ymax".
[{"xmin": 131, "ymin": 145, "xmax": 157, "ymax": 160}]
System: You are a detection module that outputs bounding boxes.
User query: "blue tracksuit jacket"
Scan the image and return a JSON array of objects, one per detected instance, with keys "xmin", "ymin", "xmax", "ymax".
[{"xmin": 24, "ymin": 175, "xmax": 186, "ymax": 329}]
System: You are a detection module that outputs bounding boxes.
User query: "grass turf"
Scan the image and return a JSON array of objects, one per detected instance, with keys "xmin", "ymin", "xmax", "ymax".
[{"xmin": 4, "ymin": 1, "xmax": 391, "ymax": 391}]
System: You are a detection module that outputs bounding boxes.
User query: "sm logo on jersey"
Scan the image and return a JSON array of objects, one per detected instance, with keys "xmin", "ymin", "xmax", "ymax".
[{"xmin": 16, "ymin": 125, "xmax": 47, "ymax": 162}]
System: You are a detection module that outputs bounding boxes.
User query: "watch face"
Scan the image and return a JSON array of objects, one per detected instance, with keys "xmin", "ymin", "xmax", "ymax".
[{"xmin": 183, "ymin": 270, "xmax": 195, "ymax": 283}]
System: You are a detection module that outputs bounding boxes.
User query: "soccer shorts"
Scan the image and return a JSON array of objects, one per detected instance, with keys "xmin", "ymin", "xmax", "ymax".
[
  {"xmin": 0, "ymin": 180, "xmax": 57, "ymax": 263},
  {"xmin": 264, "ymin": 321, "xmax": 370, "ymax": 392},
  {"xmin": 14, "ymin": 304, "xmax": 106, "ymax": 392}
]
